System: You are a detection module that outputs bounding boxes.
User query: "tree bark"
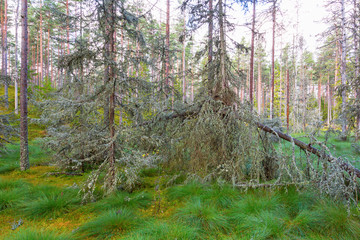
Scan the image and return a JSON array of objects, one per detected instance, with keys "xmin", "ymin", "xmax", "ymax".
[
  {"xmin": 20, "ymin": 0, "xmax": 29, "ymax": 171},
  {"xmin": 257, "ymin": 56, "xmax": 262, "ymax": 114},
  {"xmin": 270, "ymin": 0, "xmax": 276, "ymax": 119},
  {"xmin": 219, "ymin": 0, "xmax": 227, "ymax": 91},
  {"xmin": 165, "ymin": 0, "xmax": 170, "ymax": 97},
  {"xmin": 249, "ymin": 0, "xmax": 256, "ymax": 109},
  {"xmin": 1, "ymin": 0, "xmax": 8, "ymax": 108},
  {"xmin": 318, "ymin": 74, "xmax": 321, "ymax": 119},
  {"xmin": 39, "ymin": 1, "xmax": 43, "ymax": 84},
  {"xmin": 182, "ymin": 12, "xmax": 186, "ymax": 103},
  {"xmin": 15, "ymin": 0, "xmax": 20, "ymax": 114},
  {"xmin": 208, "ymin": 0, "xmax": 213, "ymax": 85},
  {"xmin": 340, "ymin": 0, "xmax": 347, "ymax": 139},
  {"xmin": 286, "ymin": 70, "xmax": 290, "ymax": 132}
]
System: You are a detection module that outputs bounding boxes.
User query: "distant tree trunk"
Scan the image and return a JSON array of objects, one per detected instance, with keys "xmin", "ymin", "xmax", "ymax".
[
  {"xmin": 270, "ymin": 0, "xmax": 276, "ymax": 119},
  {"xmin": 318, "ymin": 76, "xmax": 321, "ymax": 119},
  {"xmin": 15, "ymin": 0, "xmax": 20, "ymax": 114},
  {"xmin": 39, "ymin": 1, "xmax": 43, "ymax": 84},
  {"xmin": 257, "ymin": 57, "xmax": 262, "ymax": 114},
  {"xmin": 46, "ymin": 28, "xmax": 50, "ymax": 79},
  {"xmin": 249, "ymin": 0, "xmax": 256, "ymax": 110},
  {"xmin": 286, "ymin": 70, "xmax": 290, "ymax": 132},
  {"xmin": 327, "ymin": 74, "xmax": 331, "ymax": 126},
  {"xmin": 354, "ymin": 0, "xmax": 360, "ymax": 140},
  {"xmin": 66, "ymin": 0, "xmax": 70, "ymax": 54},
  {"xmin": 182, "ymin": 13, "xmax": 186, "ymax": 103},
  {"xmin": 219, "ymin": 0, "xmax": 227, "ymax": 91},
  {"xmin": 20, "ymin": 0, "xmax": 29, "ymax": 171},
  {"xmin": 208, "ymin": 0, "xmax": 213, "ymax": 82},
  {"xmin": 165, "ymin": 0, "xmax": 170, "ymax": 97},
  {"xmin": 1, "ymin": 0, "xmax": 8, "ymax": 108},
  {"xmin": 340, "ymin": 0, "xmax": 347, "ymax": 139}
]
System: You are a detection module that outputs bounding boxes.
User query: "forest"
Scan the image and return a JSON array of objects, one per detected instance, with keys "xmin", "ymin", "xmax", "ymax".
[{"xmin": 1, "ymin": 0, "xmax": 360, "ymax": 239}]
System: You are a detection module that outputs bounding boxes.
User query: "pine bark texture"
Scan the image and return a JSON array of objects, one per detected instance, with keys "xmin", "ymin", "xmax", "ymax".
[
  {"xmin": 20, "ymin": 0, "xmax": 30, "ymax": 171},
  {"xmin": 249, "ymin": 0, "xmax": 256, "ymax": 109}
]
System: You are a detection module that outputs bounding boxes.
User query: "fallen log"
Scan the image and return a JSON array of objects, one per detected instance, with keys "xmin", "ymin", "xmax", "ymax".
[
  {"xmin": 136, "ymin": 107, "xmax": 360, "ymax": 179},
  {"xmin": 47, "ymin": 172, "xmax": 83, "ymax": 176},
  {"xmin": 257, "ymin": 122, "xmax": 360, "ymax": 178}
]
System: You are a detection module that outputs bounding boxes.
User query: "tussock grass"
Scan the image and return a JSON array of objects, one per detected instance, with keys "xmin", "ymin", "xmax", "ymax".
[
  {"xmin": 167, "ymin": 181, "xmax": 206, "ymax": 201},
  {"xmin": 239, "ymin": 210, "xmax": 286, "ymax": 239},
  {"xmin": 0, "ymin": 188, "xmax": 24, "ymax": 210},
  {"xmin": 21, "ymin": 187, "xmax": 80, "ymax": 219},
  {"xmin": 76, "ymin": 208, "xmax": 143, "ymax": 239},
  {"xmin": 92, "ymin": 191, "xmax": 152, "ymax": 211},
  {"xmin": 203, "ymin": 184, "xmax": 240, "ymax": 208},
  {"xmin": 174, "ymin": 197, "xmax": 230, "ymax": 233},
  {"xmin": 0, "ymin": 178, "xmax": 29, "ymax": 191},
  {"xmin": 277, "ymin": 187, "xmax": 318, "ymax": 217},
  {"xmin": 227, "ymin": 192, "xmax": 283, "ymax": 225},
  {"xmin": 314, "ymin": 200, "xmax": 360, "ymax": 239},
  {"xmin": 9, "ymin": 228, "xmax": 73, "ymax": 240},
  {"xmin": 123, "ymin": 221, "xmax": 201, "ymax": 240},
  {"xmin": 0, "ymin": 140, "xmax": 51, "ymax": 174}
]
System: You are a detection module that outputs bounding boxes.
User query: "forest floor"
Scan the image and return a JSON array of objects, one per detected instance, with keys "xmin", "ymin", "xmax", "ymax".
[
  {"xmin": 1, "ymin": 141, "xmax": 360, "ymax": 240},
  {"xmin": 2, "ymin": 87, "xmax": 360, "ymax": 239}
]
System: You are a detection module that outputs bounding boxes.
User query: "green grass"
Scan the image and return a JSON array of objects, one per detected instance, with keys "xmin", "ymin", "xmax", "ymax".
[
  {"xmin": 76, "ymin": 208, "xmax": 143, "ymax": 239},
  {"xmin": 21, "ymin": 187, "xmax": 80, "ymax": 219},
  {"xmin": 123, "ymin": 221, "xmax": 201, "ymax": 240},
  {"xmin": 0, "ymin": 140, "xmax": 51, "ymax": 174},
  {"xmin": 91, "ymin": 190, "xmax": 153, "ymax": 212},
  {"xmin": 9, "ymin": 228, "xmax": 74, "ymax": 240},
  {"xmin": 174, "ymin": 197, "xmax": 230, "ymax": 234}
]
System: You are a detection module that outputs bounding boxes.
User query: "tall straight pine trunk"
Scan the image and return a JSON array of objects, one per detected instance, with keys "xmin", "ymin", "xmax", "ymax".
[{"xmin": 20, "ymin": 0, "xmax": 29, "ymax": 171}]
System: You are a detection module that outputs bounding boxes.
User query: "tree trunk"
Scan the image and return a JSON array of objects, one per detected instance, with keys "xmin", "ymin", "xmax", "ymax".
[
  {"xmin": 20, "ymin": 0, "xmax": 29, "ymax": 171},
  {"xmin": 318, "ymin": 74, "xmax": 321, "ymax": 120},
  {"xmin": 270, "ymin": 0, "xmax": 276, "ymax": 119},
  {"xmin": 354, "ymin": 0, "xmax": 360, "ymax": 140},
  {"xmin": 208, "ymin": 0, "xmax": 213, "ymax": 84},
  {"xmin": 219, "ymin": 0, "xmax": 227, "ymax": 91},
  {"xmin": 165, "ymin": 0, "xmax": 170, "ymax": 97},
  {"xmin": 286, "ymin": 70, "xmax": 290, "ymax": 132},
  {"xmin": 327, "ymin": 74, "xmax": 331, "ymax": 126},
  {"xmin": 15, "ymin": 0, "xmax": 20, "ymax": 114},
  {"xmin": 66, "ymin": 0, "xmax": 70, "ymax": 54},
  {"xmin": 182, "ymin": 13, "xmax": 186, "ymax": 103},
  {"xmin": 257, "ymin": 56, "xmax": 262, "ymax": 114},
  {"xmin": 340, "ymin": 0, "xmax": 347, "ymax": 139},
  {"xmin": 39, "ymin": 1, "xmax": 43, "ymax": 84},
  {"xmin": 249, "ymin": 0, "xmax": 256, "ymax": 110},
  {"xmin": 1, "ymin": 0, "xmax": 8, "ymax": 108}
]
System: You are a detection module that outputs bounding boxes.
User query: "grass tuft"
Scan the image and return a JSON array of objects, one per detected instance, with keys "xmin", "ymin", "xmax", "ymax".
[
  {"xmin": 22, "ymin": 188, "xmax": 80, "ymax": 219},
  {"xmin": 123, "ymin": 221, "xmax": 201, "ymax": 240},
  {"xmin": 314, "ymin": 200, "xmax": 360, "ymax": 239},
  {"xmin": 10, "ymin": 228, "xmax": 73, "ymax": 240},
  {"xmin": 0, "ymin": 188, "xmax": 24, "ymax": 211},
  {"xmin": 167, "ymin": 182, "xmax": 206, "ymax": 201},
  {"xmin": 92, "ymin": 191, "xmax": 152, "ymax": 211},
  {"xmin": 174, "ymin": 197, "xmax": 230, "ymax": 234},
  {"xmin": 76, "ymin": 208, "xmax": 143, "ymax": 239}
]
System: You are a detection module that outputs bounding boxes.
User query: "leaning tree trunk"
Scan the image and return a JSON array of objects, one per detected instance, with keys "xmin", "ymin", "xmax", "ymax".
[{"xmin": 20, "ymin": 0, "xmax": 29, "ymax": 171}]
